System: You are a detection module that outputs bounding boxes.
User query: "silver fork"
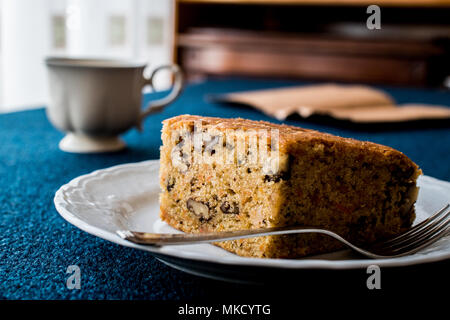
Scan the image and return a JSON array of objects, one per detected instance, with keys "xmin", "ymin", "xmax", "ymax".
[{"xmin": 117, "ymin": 204, "xmax": 450, "ymax": 259}]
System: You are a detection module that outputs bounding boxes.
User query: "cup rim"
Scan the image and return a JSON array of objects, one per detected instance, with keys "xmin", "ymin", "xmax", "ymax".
[{"xmin": 45, "ymin": 56, "xmax": 147, "ymax": 69}]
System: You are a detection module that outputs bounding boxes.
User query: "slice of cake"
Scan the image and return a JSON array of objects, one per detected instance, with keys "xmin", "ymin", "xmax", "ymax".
[{"xmin": 159, "ymin": 115, "xmax": 421, "ymax": 258}]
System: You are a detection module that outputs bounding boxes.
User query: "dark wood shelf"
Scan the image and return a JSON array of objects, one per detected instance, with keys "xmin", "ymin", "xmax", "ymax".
[
  {"xmin": 174, "ymin": 1, "xmax": 450, "ymax": 87},
  {"xmin": 177, "ymin": 0, "xmax": 450, "ymax": 8}
]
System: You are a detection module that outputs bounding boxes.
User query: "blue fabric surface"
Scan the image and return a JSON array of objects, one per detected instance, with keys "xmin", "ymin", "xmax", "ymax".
[{"xmin": 0, "ymin": 78, "xmax": 449, "ymax": 299}]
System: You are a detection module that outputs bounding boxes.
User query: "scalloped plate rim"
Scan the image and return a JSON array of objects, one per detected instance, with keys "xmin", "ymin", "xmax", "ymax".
[{"xmin": 54, "ymin": 159, "xmax": 450, "ymax": 270}]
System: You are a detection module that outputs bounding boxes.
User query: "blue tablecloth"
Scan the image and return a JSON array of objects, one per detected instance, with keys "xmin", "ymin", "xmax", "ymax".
[{"xmin": 1, "ymin": 78, "xmax": 449, "ymax": 299}]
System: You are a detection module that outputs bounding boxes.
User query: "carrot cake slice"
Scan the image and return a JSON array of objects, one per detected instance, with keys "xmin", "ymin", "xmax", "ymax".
[{"xmin": 159, "ymin": 115, "xmax": 421, "ymax": 258}]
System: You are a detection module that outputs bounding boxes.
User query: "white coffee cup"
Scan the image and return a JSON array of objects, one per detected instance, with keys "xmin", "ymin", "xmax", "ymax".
[{"xmin": 45, "ymin": 57, "xmax": 183, "ymax": 153}]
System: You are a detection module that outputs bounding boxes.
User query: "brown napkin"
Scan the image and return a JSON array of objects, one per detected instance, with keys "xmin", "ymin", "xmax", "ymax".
[
  {"xmin": 217, "ymin": 84, "xmax": 450, "ymax": 123},
  {"xmin": 329, "ymin": 104, "xmax": 450, "ymax": 123}
]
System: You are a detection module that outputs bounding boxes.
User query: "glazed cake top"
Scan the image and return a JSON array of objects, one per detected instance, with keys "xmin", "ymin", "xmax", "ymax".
[{"xmin": 162, "ymin": 115, "xmax": 420, "ymax": 170}]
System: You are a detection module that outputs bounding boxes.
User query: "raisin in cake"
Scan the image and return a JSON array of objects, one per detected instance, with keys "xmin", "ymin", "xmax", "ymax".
[{"xmin": 159, "ymin": 115, "xmax": 421, "ymax": 258}]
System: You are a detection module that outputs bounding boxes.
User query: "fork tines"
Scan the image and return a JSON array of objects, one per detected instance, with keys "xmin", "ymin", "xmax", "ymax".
[{"xmin": 372, "ymin": 204, "xmax": 450, "ymax": 256}]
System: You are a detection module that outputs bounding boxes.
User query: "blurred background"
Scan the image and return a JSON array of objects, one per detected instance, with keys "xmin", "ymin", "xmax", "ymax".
[
  {"xmin": 0, "ymin": 0, "xmax": 449, "ymax": 112},
  {"xmin": 0, "ymin": 0, "xmax": 173, "ymax": 112}
]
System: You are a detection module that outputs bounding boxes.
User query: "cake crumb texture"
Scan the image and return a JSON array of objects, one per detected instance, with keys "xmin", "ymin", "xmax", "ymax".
[{"xmin": 159, "ymin": 115, "xmax": 421, "ymax": 258}]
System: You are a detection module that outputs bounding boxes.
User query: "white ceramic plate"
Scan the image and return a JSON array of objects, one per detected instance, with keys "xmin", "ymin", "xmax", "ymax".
[{"xmin": 54, "ymin": 160, "xmax": 450, "ymax": 283}]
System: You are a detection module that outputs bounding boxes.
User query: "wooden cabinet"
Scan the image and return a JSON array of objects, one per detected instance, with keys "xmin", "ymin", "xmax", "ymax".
[{"xmin": 174, "ymin": 0, "xmax": 450, "ymax": 87}]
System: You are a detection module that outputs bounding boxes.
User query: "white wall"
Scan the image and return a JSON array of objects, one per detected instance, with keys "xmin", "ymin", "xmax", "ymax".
[
  {"xmin": 1, "ymin": 0, "xmax": 51, "ymax": 111},
  {"xmin": 0, "ymin": 0, "xmax": 174, "ymax": 112}
]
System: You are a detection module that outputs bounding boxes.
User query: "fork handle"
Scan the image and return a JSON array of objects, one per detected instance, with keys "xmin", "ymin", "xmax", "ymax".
[
  {"xmin": 116, "ymin": 226, "xmax": 395, "ymax": 259},
  {"xmin": 118, "ymin": 226, "xmax": 337, "ymax": 246}
]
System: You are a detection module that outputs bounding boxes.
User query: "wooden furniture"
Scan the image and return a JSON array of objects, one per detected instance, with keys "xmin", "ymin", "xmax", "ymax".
[
  {"xmin": 174, "ymin": 0, "xmax": 450, "ymax": 87},
  {"xmin": 176, "ymin": 0, "xmax": 450, "ymax": 6}
]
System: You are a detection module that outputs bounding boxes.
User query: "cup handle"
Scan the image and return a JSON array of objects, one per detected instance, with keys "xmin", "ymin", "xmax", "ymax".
[{"xmin": 137, "ymin": 64, "xmax": 183, "ymax": 131}]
